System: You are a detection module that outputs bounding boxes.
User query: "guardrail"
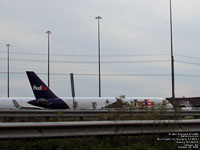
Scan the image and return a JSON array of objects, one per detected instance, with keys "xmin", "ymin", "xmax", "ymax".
[
  {"xmin": 0, "ymin": 120, "xmax": 199, "ymax": 139},
  {"xmin": 0, "ymin": 109, "xmax": 200, "ymax": 115},
  {"xmin": 0, "ymin": 109, "xmax": 199, "ymax": 117}
]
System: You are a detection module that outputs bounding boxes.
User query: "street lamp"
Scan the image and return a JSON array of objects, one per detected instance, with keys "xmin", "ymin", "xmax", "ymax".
[
  {"xmin": 95, "ymin": 16, "xmax": 102, "ymax": 97},
  {"xmin": 6, "ymin": 44, "xmax": 11, "ymax": 97},
  {"xmin": 169, "ymin": 0, "xmax": 175, "ymax": 105},
  {"xmin": 46, "ymin": 30, "xmax": 51, "ymax": 87}
]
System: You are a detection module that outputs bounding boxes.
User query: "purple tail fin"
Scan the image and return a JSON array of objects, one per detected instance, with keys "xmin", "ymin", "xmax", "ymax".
[{"xmin": 26, "ymin": 71, "xmax": 57, "ymax": 100}]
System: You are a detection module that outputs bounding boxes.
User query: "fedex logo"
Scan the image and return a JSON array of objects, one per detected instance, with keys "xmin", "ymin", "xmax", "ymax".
[
  {"xmin": 145, "ymin": 99, "xmax": 154, "ymax": 106},
  {"xmin": 33, "ymin": 85, "xmax": 47, "ymax": 91}
]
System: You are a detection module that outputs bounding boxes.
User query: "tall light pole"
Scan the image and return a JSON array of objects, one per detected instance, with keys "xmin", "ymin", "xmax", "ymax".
[
  {"xmin": 169, "ymin": 0, "xmax": 175, "ymax": 105},
  {"xmin": 6, "ymin": 44, "xmax": 11, "ymax": 98},
  {"xmin": 46, "ymin": 30, "xmax": 51, "ymax": 88},
  {"xmin": 95, "ymin": 16, "xmax": 102, "ymax": 97}
]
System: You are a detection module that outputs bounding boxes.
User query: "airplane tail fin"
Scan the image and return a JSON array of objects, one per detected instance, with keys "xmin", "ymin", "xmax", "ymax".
[{"xmin": 26, "ymin": 71, "xmax": 57, "ymax": 100}]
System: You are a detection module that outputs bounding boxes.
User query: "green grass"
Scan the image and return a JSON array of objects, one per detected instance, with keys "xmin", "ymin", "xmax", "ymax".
[{"xmin": 0, "ymin": 135, "xmax": 181, "ymax": 150}]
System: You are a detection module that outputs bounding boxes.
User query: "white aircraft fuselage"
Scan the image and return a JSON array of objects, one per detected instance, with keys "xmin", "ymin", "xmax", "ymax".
[{"xmin": 0, "ymin": 96, "xmax": 173, "ymax": 110}]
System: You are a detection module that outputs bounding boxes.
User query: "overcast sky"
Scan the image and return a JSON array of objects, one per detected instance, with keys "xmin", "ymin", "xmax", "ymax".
[{"xmin": 1, "ymin": 0, "xmax": 200, "ymax": 98}]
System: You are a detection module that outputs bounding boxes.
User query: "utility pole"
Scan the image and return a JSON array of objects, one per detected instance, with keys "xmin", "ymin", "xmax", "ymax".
[
  {"xmin": 6, "ymin": 44, "xmax": 11, "ymax": 97},
  {"xmin": 95, "ymin": 16, "xmax": 102, "ymax": 97},
  {"xmin": 169, "ymin": 0, "xmax": 175, "ymax": 105},
  {"xmin": 46, "ymin": 31, "xmax": 51, "ymax": 87}
]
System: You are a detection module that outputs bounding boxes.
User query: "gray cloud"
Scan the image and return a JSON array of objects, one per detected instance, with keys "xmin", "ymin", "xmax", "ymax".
[{"xmin": 1, "ymin": 0, "xmax": 200, "ymax": 98}]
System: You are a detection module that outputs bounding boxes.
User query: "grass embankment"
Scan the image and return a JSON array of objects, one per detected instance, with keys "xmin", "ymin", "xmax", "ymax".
[{"xmin": 0, "ymin": 135, "xmax": 179, "ymax": 150}]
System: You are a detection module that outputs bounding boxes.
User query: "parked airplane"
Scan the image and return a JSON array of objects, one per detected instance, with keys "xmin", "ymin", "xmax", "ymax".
[{"xmin": 27, "ymin": 71, "xmax": 173, "ymax": 110}]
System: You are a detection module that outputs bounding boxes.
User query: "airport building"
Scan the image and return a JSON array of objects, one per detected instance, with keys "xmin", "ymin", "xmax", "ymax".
[{"xmin": 166, "ymin": 97, "xmax": 200, "ymax": 108}]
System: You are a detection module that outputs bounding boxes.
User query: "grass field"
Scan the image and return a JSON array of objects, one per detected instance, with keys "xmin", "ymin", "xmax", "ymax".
[{"xmin": 0, "ymin": 135, "xmax": 182, "ymax": 150}]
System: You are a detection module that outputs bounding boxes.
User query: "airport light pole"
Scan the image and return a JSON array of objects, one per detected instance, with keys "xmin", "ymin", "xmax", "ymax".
[
  {"xmin": 6, "ymin": 44, "xmax": 11, "ymax": 98},
  {"xmin": 46, "ymin": 30, "xmax": 51, "ymax": 88},
  {"xmin": 95, "ymin": 16, "xmax": 102, "ymax": 97},
  {"xmin": 169, "ymin": 0, "xmax": 175, "ymax": 105}
]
